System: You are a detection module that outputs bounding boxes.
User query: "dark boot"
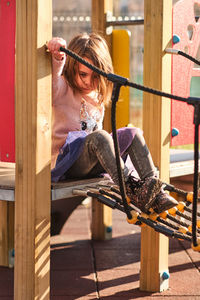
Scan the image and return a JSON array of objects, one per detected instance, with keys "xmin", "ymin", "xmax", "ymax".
[
  {"xmin": 125, "ymin": 175, "xmax": 163, "ymax": 213},
  {"xmin": 151, "ymin": 190, "xmax": 178, "ymax": 214}
]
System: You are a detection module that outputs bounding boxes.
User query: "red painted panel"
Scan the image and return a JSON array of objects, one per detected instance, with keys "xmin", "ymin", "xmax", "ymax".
[
  {"xmin": 0, "ymin": 0, "xmax": 15, "ymax": 162},
  {"xmin": 171, "ymin": 0, "xmax": 200, "ymax": 146}
]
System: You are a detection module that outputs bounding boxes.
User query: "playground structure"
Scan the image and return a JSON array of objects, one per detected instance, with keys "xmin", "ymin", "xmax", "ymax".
[
  {"xmin": 171, "ymin": 0, "xmax": 200, "ymax": 146},
  {"xmin": 0, "ymin": 0, "xmax": 199, "ymax": 299}
]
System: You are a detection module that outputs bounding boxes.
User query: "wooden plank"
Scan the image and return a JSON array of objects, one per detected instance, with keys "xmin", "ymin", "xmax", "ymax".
[
  {"xmin": 15, "ymin": 0, "xmax": 52, "ymax": 299},
  {"xmin": 52, "ymin": 177, "xmax": 111, "ymax": 200},
  {"xmin": 170, "ymin": 160, "xmax": 200, "ymax": 177},
  {"xmin": 91, "ymin": 0, "xmax": 113, "ymax": 240},
  {"xmin": 0, "ymin": 163, "xmax": 111, "ymax": 201},
  {"xmin": 140, "ymin": 0, "xmax": 172, "ymax": 292}
]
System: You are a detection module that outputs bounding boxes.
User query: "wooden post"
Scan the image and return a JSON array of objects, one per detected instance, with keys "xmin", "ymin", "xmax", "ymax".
[
  {"xmin": 15, "ymin": 1, "xmax": 52, "ymax": 299},
  {"xmin": 91, "ymin": 0, "xmax": 113, "ymax": 240},
  {"xmin": 91, "ymin": 198, "xmax": 112, "ymax": 240},
  {"xmin": 92, "ymin": 0, "xmax": 113, "ymax": 36},
  {"xmin": 92, "ymin": 0, "xmax": 113, "ymax": 133},
  {"xmin": 0, "ymin": 201, "xmax": 14, "ymax": 267},
  {"xmin": 140, "ymin": 0, "xmax": 172, "ymax": 292}
]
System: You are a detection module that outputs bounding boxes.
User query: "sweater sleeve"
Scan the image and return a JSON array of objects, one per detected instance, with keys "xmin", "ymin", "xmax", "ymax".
[{"xmin": 52, "ymin": 56, "xmax": 68, "ymax": 103}]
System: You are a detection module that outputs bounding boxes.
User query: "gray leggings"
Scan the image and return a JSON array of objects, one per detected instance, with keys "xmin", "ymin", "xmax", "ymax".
[{"xmin": 65, "ymin": 129, "xmax": 156, "ymax": 185}]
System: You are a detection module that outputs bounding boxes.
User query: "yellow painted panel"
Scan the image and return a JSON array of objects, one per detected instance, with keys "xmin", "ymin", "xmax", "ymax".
[{"xmin": 112, "ymin": 30, "xmax": 130, "ymax": 128}]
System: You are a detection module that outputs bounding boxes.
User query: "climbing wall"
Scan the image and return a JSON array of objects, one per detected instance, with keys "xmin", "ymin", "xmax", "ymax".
[
  {"xmin": 0, "ymin": 0, "xmax": 15, "ymax": 162},
  {"xmin": 171, "ymin": 0, "xmax": 200, "ymax": 146}
]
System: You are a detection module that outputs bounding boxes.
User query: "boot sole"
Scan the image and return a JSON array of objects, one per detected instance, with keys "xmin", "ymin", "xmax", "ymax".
[{"xmin": 153, "ymin": 201, "xmax": 178, "ymax": 214}]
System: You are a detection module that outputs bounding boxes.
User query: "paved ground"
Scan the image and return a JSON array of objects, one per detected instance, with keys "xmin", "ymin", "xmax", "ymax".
[
  {"xmin": 0, "ymin": 175, "xmax": 200, "ymax": 299},
  {"xmin": 49, "ymin": 200, "xmax": 200, "ymax": 300}
]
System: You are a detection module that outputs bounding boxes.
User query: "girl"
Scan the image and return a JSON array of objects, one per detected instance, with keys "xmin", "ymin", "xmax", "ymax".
[{"xmin": 47, "ymin": 33, "xmax": 177, "ymax": 217}]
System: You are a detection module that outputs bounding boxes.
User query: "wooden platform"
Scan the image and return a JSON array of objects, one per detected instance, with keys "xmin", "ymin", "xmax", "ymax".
[
  {"xmin": 0, "ymin": 161, "xmax": 111, "ymax": 202},
  {"xmin": 169, "ymin": 149, "xmax": 200, "ymax": 178}
]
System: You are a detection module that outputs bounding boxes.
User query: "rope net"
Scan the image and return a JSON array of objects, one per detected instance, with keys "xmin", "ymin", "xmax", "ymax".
[
  {"xmin": 73, "ymin": 181, "xmax": 200, "ymax": 251},
  {"xmin": 59, "ymin": 46, "xmax": 200, "ymax": 251}
]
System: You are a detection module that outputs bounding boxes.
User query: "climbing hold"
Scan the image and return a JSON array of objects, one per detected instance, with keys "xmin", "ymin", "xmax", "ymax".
[
  {"xmin": 171, "ymin": 128, "xmax": 179, "ymax": 137},
  {"xmin": 106, "ymin": 226, "xmax": 112, "ymax": 233},
  {"xmin": 162, "ymin": 271, "xmax": 170, "ymax": 280},
  {"xmin": 11, "ymin": 248, "xmax": 15, "ymax": 257},
  {"xmin": 173, "ymin": 34, "xmax": 181, "ymax": 44}
]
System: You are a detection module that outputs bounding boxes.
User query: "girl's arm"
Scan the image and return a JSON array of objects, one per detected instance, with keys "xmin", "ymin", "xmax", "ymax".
[{"xmin": 47, "ymin": 37, "xmax": 67, "ymax": 101}]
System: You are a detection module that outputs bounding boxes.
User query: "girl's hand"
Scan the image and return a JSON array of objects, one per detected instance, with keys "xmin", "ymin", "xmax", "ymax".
[{"xmin": 47, "ymin": 37, "xmax": 66, "ymax": 61}]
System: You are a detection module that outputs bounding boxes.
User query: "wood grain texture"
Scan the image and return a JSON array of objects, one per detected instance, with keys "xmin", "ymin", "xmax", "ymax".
[
  {"xmin": 15, "ymin": 0, "xmax": 52, "ymax": 298},
  {"xmin": 91, "ymin": 0, "xmax": 113, "ymax": 240},
  {"xmin": 140, "ymin": 0, "xmax": 172, "ymax": 292}
]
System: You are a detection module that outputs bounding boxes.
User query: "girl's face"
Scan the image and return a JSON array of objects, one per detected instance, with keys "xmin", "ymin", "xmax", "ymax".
[{"xmin": 76, "ymin": 57, "xmax": 98, "ymax": 94}]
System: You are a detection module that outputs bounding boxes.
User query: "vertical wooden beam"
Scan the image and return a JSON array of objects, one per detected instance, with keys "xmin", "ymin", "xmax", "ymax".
[
  {"xmin": 91, "ymin": 0, "xmax": 113, "ymax": 240},
  {"xmin": 92, "ymin": 0, "xmax": 113, "ymax": 36},
  {"xmin": 92, "ymin": 0, "xmax": 113, "ymax": 133},
  {"xmin": 0, "ymin": 201, "xmax": 14, "ymax": 267},
  {"xmin": 15, "ymin": 0, "xmax": 52, "ymax": 299},
  {"xmin": 140, "ymin": 0, "xmax": 172, "ymax": 292},
  {"xmin": 0, "ymin": 201, "xmax": 9, "ymax": 266},
  {"xmin": 91, "ymin": 198, "xmax": 112, "ymax": 240}
]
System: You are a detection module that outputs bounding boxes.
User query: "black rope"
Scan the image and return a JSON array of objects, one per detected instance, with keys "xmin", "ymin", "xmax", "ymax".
[
  {"xmin": 178, "ymin": 50, "xmax": 200, "ymax": 66},
  {"xmin": 60, "ymin": 47, "xmax": 193, "ymax": 103},
  {"xmin": 185, "ymin": 205, "xmax": 200, "ymax": 217},
  {"xmin": 167, "ymin": 214, "xmax": 190, "ymax": 230},
  {"xmin": 111, "ymin": 83, "xmax": 132, "ymax": 219},
  {"xmin": 176, "ymin": 210, "xmax": 192, "ymax": 222},
  {"xmin": 98, "ymin": 188, "xmax": 123, "ymax": 203},
  {"xmin": 163, "ymin": 183, "xmax": 189, "ymax": 198}
]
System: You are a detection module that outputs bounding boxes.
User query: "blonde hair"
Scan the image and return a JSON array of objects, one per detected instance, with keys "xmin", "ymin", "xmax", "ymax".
[{"xmin": 63, "ymin": 33, "xmax": 113, "ymax": 105}]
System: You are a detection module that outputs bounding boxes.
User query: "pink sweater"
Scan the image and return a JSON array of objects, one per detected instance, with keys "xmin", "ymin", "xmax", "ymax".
[{"xmin": 51, "ymin": 57, "xmax": 104, "ymax": 168}]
